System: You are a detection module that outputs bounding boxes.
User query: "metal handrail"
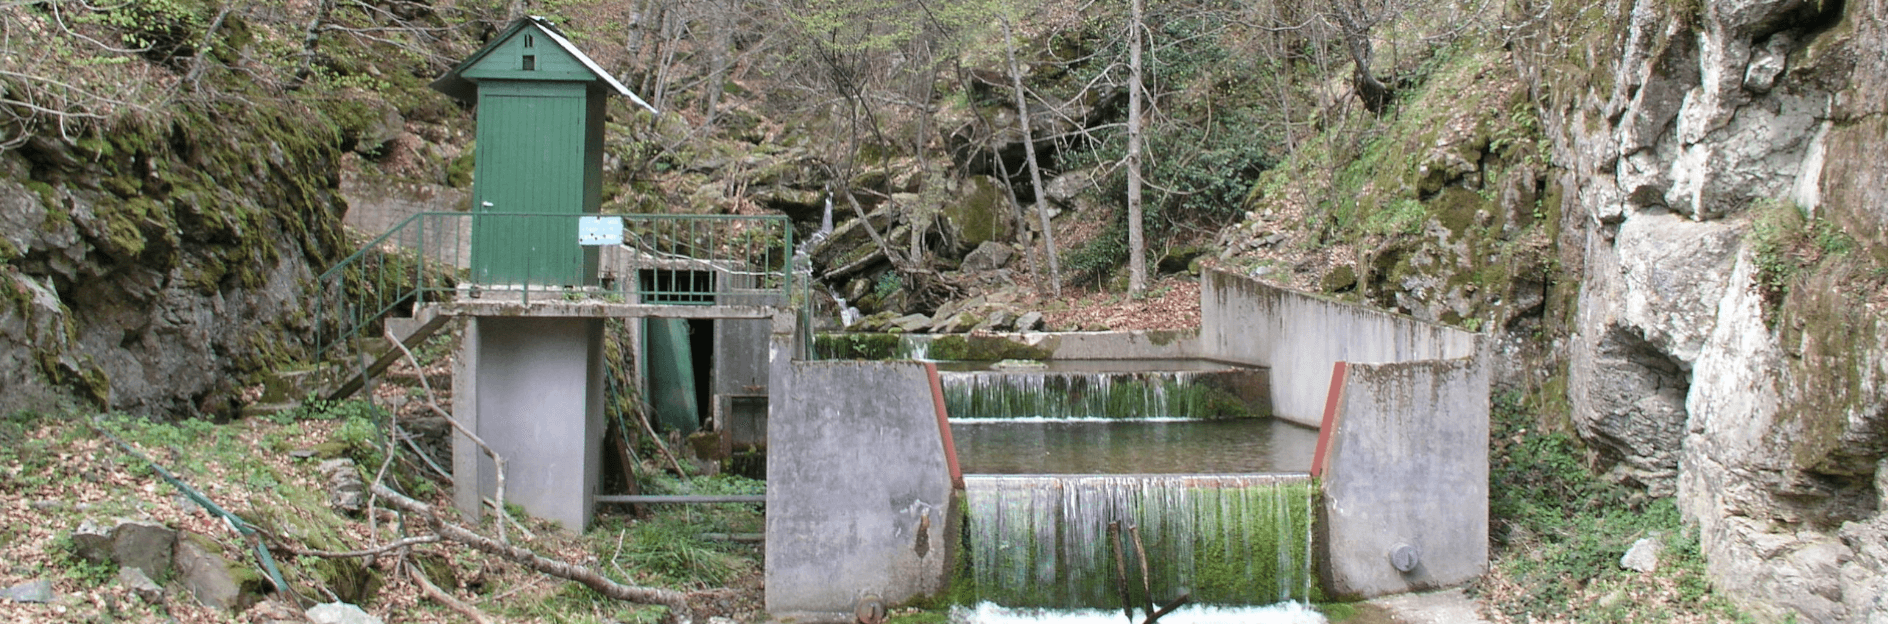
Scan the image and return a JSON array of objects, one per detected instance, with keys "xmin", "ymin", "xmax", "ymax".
[{"xmin": 313, "ymin": 212, "xmax": 797, "ymax": 359}]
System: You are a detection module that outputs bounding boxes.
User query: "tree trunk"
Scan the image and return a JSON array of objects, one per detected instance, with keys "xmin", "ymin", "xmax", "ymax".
[
  {"xmin": 1002, "ymin": 17, "xmax": 1060, "ymax": 296},
  {"xmin": 701, "ymin": 0, "xmax": 734, "ymax": 128},
  {"xmin": 1126, "ymin": 0, "xmax": 1147, "ymax": 295},
  {"xmin": 1331, "ymin": 6, "xmax": 1392, "ymax": 113}
]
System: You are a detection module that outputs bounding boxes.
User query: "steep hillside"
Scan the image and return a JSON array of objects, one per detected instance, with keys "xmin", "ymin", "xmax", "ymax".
[{"xmin": 1221, "ymin": 0, "xmax": 1888, "ymax": 620}]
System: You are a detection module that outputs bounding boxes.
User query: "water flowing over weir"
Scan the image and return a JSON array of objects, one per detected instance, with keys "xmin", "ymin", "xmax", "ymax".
[
  {"xmin": 940, "ymin": 367, "xmax": 1267, "ymax": 421},
  {"xmin": 963, "ymin": 474, "xmax": 1317, "ymax": 609},
  {"xmin": 938, "ymin": 356, "xmax": 1321, "ymax": 613}
]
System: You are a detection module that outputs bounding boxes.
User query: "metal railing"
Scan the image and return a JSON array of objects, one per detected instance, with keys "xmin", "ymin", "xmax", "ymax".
[{"xmin": 313, "ymin": 212, "xmax": 796, "ymax": 358}]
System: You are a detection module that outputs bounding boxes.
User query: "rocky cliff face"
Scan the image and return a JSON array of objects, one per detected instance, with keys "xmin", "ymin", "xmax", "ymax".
[
  {"xmin": 1552, "ymin": 0, "xmax": 1888, "ymax": 619},
  {"xmin": 0, "ymin": 107, "xmax": 347, "ymax": 419}
]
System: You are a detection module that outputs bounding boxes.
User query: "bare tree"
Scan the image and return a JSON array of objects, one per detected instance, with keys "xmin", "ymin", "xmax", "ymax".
[
  {"xmin": 1126, "ymin": 0, "xmax": 1148, "ymax": 294},
  {"xmin": 1000, "ymin": 16, "xmax": 1061, "ymax": 296},
  {"xmin": 1326, "ymin": 0, "xmax": 1416, "ymax": 113}
]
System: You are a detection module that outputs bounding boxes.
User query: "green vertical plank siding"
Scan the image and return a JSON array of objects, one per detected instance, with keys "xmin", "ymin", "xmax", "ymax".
[
  {"xmin": 459, "ymin": 30, "xmax": 595, "ymax": 82},
  {"xmin": 470, "ymin": 81, "xmax": 589, "ymax": 285}
]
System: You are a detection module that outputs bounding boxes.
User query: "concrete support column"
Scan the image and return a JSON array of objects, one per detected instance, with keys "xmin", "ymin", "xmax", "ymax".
[{"xmin": 451, "ymin": 316, "xmax": 605, "ymax": 531}]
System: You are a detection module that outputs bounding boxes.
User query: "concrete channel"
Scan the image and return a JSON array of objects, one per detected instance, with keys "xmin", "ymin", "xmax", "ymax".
[{"xmin": 763, "ymin": 268, "xmax": 1488, "ymax": 619}]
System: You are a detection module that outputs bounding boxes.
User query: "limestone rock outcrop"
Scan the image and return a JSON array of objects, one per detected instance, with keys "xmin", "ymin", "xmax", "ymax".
[{"xmin": 1553, "ymin": 0, "xmax": 1888, "ymax": 620}]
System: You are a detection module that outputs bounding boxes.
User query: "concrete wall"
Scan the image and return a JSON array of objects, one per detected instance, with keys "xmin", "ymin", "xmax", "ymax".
[
  {"xmin": 339, "ymin": 171, "xmax": 471, "ymax": 268},
  {"xmin": 765, "ymin": 360, "xmax": 956, "ymax": 620},
  {"xmin": 452, "ymin": 316, "xmax": 605, "ymax": 531},
  {"xmin": 1011, "ymin": 329, "xmax": 1202, "ymax": 360},
  {"xmin": 1199, "ymin": 269, "xmax": 1478, "ymax": 426},
  {"xmin": 1318, "ymin": 358, "xmax": 1489, "ymax": 599}
]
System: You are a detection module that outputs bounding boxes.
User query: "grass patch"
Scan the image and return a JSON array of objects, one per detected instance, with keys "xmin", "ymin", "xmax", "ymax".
[
  {"xmin": 1476, "ymin": 391, "xmax": 1754, "ymax": 623},
  {"xmin": 1747, "ymin": 199, "xmax": 1857, "ymax": 327}
]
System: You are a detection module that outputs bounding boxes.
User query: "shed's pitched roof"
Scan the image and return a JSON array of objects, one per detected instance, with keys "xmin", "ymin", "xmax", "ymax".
[{"xmin": 429, "ymin": 16, "xmax": 657, "ymax": 113}]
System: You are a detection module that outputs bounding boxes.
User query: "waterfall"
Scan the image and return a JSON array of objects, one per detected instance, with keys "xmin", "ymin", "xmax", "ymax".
[
  {"xmin": 906, "ymin": 335, "xmax": 935, "ymax": 361},
  {"xmin": 823, "ymin": 284, "xmax": 861, "ymax": 328},
  {"xmin": 942, "ymin": 371, "xmax": 1241, "ymax": 420},
  {"xmin": 818, "ymin": 188, "xmax": 834, "ymax": 237},
  {"xmin": 793, "ymin": 189, "xmax": 839, "ymax": 259},
  {"xmin": 963, "ymin": 474, "xmax": 1316, "ymax": 609}
]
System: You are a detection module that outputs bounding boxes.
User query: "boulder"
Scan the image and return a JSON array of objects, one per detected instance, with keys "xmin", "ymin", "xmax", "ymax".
[
  {"xmin": 70, "ymin": 518, "xmax": 113, "ymax": 564},
  {"xmin": 808, "ymin": 205, "xmax": 897, "ymax": 269},
  {"xmin": 941, "ymin": 176, "xmax": 1013, "ymax": 252},
  {"xmin": 319, "ymin": 458, "xmax": 367, "ymax": 515},
  {"xmin": 1015, "ymin": 311, "xmax": 1045, "ymax": 332},
  {"xmin": 0, "ymin": 579, "xmax": 53, "ymax": 603},
  {"xmin": 888, "ymin": 314, "xmax": 932, "ymax": 333},
  {"xmin": 110, "ymin": 519, "xmax": 177, "ymax": 580},
  {"xmin": 1043, "ymin": 170, "xmax": 1096, "ymax": 206},
  {"xmin": 118, "ymin": 566, "xmax": 165, "ymax": 604},
  {"xmin": 961, "ymin": 242, "xmax": 1014, "ymax": 272},
  {"xmin": 934, "ymin": 312, "xmax": 983, "ymax": 334},
  {"xmin": 174, "ymin": 533, "xmax": 263, "ymax": 612},
  {"xmin": 1620, "ymin": 537, "xmax": 1664, "ymax": 573},
  {"xmin": 975, "ymin": 308, "xmax": 1020, "ymax": 333}
]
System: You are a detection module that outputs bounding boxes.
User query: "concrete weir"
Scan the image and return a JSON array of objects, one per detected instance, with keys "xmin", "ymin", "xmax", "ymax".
[{"xmin": 764, "ymin": 267, "xmax": 1487, "ymax": 616}]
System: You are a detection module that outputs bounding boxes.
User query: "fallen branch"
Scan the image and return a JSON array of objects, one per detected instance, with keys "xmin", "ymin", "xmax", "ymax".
[
  {"xmin": 482, "ymin": 497, "xmax": 538, "ymax": 541},
  {"xmin": 410, "ymin": 562, "xmax": 497, "ymax": 624},
  {"xmin": 1110, "ymin": 521, "xmax": 1134, "ymax": 622},
  {"xmin": 372, "ymin": 482, "xmax": 694, "ymax": 623},
  {"xmin": 272, "ymin": 535, "xmax": 441, "ymax": 558},
  {"xmin": 1129, "ymin": 524, "xmax": 1155, "ymax": 618},
  {"xmin": 385, "ymin": 328, "xmax": 511, "ymax": 543},
  {"xmin": 1144, "ymin": 593, "xmax": 1190, "ymax": 624},
  {"xmin": 633, "ymin": 396, "xmax": 689, "ymax": 477}
]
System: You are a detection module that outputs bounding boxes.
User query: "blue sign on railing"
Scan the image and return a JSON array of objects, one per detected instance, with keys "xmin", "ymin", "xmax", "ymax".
[{"xmin": 578, "ymin": 216, "xmax": 625, "ymax": 246}]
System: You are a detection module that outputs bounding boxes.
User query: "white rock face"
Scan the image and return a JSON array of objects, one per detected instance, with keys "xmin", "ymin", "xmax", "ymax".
[{"xmin": 1559, "ymin": 0, "xmax": 1888, "ymax": 621}]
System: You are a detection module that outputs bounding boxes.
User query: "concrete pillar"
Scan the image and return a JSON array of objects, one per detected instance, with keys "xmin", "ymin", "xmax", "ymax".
[
  {"xmin": 764, "ymin": 355, "xmax": 957, "ymax": 619},
  {"xmin": 452, "ymin": 316, "xmax": 605, "ymax": 531}
]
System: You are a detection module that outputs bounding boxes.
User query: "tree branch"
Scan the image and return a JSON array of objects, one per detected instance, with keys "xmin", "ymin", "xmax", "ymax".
[{"xmin": 371, "ymin": 482, "xmax": 695, "ymax": 624}]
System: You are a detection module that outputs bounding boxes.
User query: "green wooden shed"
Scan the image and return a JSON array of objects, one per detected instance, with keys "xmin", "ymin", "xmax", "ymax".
[{"xmin": 430, "ymin": 16, "xmax": 657, "ymax": 287}]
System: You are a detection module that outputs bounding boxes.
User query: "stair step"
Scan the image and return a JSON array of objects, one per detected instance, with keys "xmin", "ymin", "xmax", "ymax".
[{"xmin": 323, "ymin": 306, "xmax": 454, "ymax": 402}]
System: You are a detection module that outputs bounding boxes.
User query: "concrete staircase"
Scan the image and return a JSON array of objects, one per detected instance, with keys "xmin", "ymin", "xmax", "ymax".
[{"xmin": 321, "ymin": 306, "xmax": 453, "ymax": 402}]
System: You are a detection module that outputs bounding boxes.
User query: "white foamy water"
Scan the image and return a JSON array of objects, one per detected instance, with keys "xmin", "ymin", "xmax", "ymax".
[{"xmin": 951, "ymin": 602, "xmax": 1328, "ymax": 624}]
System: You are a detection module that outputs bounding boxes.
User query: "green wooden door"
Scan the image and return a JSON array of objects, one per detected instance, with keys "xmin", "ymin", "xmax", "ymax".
[{"xmin": 471, "ymin": 82, "xmax": 587, "ymax": 286}]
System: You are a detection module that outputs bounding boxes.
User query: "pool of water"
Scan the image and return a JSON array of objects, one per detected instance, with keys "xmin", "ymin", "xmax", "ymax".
[
  {"xmin": 951, "ymin": 602, "xmax": 1328, "ymax": 624},
  {"xmin": 950, "ymin": 418, "xmax": 1318, "ymax": 475}
]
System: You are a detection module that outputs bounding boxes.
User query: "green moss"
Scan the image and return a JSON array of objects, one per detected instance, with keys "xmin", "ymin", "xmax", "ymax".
[
  {"xmin": 901, "ymin": 491, "xmax": 975, "ymax": 611},
  {"xmin": 1145, "ymin": 330, "xmax": 1183, "ymax": 347},
  {"xmin": 942, "ymin": 176, "xmax": 1009, "ymax": 248},
  {"xmin": 446, "ymin": 146, "xmax": 476, "ymax": 189},
  {"xmin": 1430, "ymin": 187, "xmax": 1489, "ymax": 236},
  {"xmin": 815, "ymin": 333, "xmax": 908, "ymax": 360},
  {"xmin": 1774, "ymin": 259, "xmax": 1883, "ymax": 478},
  {"xmin": 967, "ymin": 481, "xmax": 1317, "ymax": 607},
  {"xmin": 944, "ymin": 373, "xmax": 1260, "ymax": 420},
  {"xmin": 1322, "ymin": 265, "xmax": 1358, "ymax": 293},
  {"xmin": 250, "ymin": 496, "xmax": 382, "ymax": 603}
]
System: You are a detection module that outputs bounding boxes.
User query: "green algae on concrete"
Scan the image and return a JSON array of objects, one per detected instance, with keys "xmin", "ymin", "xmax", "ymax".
[{"xmin": 964, "ymin": 476, "xmax": 1319, "ymax": 608}]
